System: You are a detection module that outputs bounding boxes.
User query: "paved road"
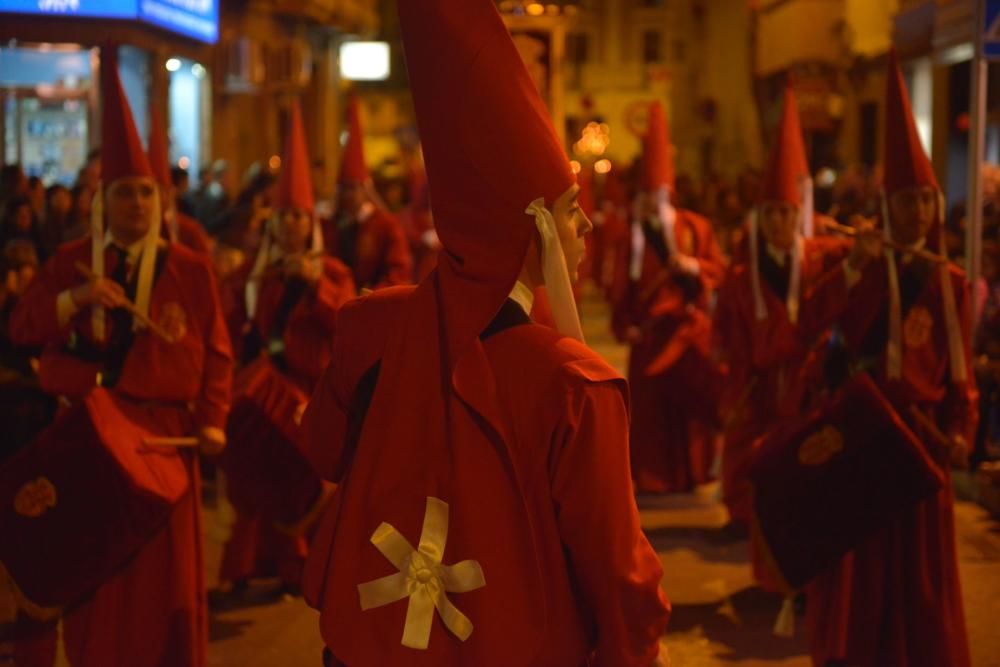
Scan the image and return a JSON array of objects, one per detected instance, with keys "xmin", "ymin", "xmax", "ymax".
[{"xmin": 204, "ymin": 290, "xmax": 1000, "ymax": 666}]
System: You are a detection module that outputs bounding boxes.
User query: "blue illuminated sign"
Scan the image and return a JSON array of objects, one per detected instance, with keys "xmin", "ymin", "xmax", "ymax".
[{"xmin": 0, "ymin": 0, "xmax": 219, "ymax": 44}]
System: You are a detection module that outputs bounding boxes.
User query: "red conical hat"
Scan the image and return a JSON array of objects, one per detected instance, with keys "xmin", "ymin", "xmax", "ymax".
[
  {"xmin": 101, "ymin": 45, "xmax": 153, "ymax": 185},
  {"xmin": 884, "ymin": 48, "xmax": 939, "ymax": 195},
  {"xmin": 642, "ymin": 101, "xmax": 675, "ymax": 192},
  {"xmin": 147, "ymin": 107, "xmax": 171, "ymax": 189},
  {"xmin": 762, "ymin": 84, "xmax": 810, "ymax": 206},
  {"xmin": 305, "ymin": 0, "xmax": 576, "ymax": 662},
  {"xmin": 276, "ymin": 99, "xmax": 315, "ymax": 211},
  {"xmin": 338, "ymin": 95, "xmax": 370, "ymax": 185}
]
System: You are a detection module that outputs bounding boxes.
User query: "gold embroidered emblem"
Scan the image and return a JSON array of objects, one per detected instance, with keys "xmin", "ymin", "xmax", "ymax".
[
  {"xmin": 14, "ymin": 477, "xmax": 57, "ymax": 518},
  {"xmin": 158, "ymin": 302, "xmax": 188, "ymax": 342},
  {"xmin": 798, "ymin": 426, "xmax": 844, "ymax": 466},
  {"xmin": 903, "ymin": 306, "xmax": 933, "ymax": 349}
]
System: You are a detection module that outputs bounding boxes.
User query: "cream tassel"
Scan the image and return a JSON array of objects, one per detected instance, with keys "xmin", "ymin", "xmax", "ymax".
[
  {"xmin": 936, "ymin": 191, "xmax": 966, "ymax": 383},
  {"xmin": 749, "ymin": 209, "xmax": 768, "ymax": 322},
  {"xmin": 882, "ymin": 190, "xmax": 903, "ymax": 379},
  {"xmin": 53, "ymin": 617, "xmax": 69, "ymax": 667},
  {"xmin": 132, "ymin": 185, "xmax": 161, "ymax": 329},
  {"xmin": 90, "ymin": 187, "xmax": 105, "ymax": 342},
  {"xmin": 773, "ymin": 595, "xmax": 796, "ymax": 638}
]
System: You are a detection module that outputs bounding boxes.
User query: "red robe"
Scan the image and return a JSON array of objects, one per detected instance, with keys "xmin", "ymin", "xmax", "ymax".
[
  {"xmin": 714, "ymin": 236, "xmax": 850, "ymax": 524},
  {"xmin": 804, "ymin": 256, "xmax": 976, "ymax": 667},
  {"xmin": 171, "ymin": 211, "xmax": 212, "ymax": 257},
  {"xmin": 217, "ymin": 255, "xmax": 354, "ymax": 586},
  {"xmin": 323, "ymin": 207, "xmax": 413, "ymax": 289},
  {"xmin": 397, "ymin": 205, "xmax": 439, "ymax": 283},
  {"xmin": 9, "ymin": 237, "xmax": 233, "ymax": 667},
  {"xmin": 611, "ymin": 208, "xmax": 726, "ymax": 493},
  {"xmin": 302, "ymin": 289, "xmax": 669, "ymax": 666}
]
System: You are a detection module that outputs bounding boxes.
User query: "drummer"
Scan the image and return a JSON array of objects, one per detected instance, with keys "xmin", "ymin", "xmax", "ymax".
[
  {"xmin": 803, "ymin": 49, "xmax": 976, "ymax": 667},
  {"xmin": 216, "ymin": 99, "xmax": 355, "ymax": 597},
  {"xmin": 714, "ymin": 84, "xmax": 849, "ymax": 537},
  {"xmin": 8, "ymin": 45, "xmax": 232, "ymax": 666}
]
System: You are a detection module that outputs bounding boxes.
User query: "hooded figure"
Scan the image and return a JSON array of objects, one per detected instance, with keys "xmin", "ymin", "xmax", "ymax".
[
  {"xmin": 215, "ymin": 99, "xmax": 355, "ymax": 597},
  {"xmin": 301, "ymin": 1, "xmax": 669, "ymax": 664},
  {"xmin": 715, "ymin": 84, "xmax": 851, "ymax": 530},
  {"xmin": 8, "ymin": 44, "xmax": 232, "ymax": 667},
  {"xmin": 147, "ymin": 108, "xmax": 212, "ymax": 257},
  {"xmin": 323, "ymin": 95, "xmax": 413, "ymax": 289},
  {"xmin": 803, "ymin": 49, "xmax": 976, "ymax": 667},
  {"xmin": 610, "ymin": 100, "xmax": 726, "ymax": 494}
]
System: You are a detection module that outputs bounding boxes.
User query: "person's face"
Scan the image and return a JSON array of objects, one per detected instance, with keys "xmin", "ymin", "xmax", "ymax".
[
  {"xmin": 50, "ymin": 189, "xmax": 72, "ymax": 216},
  {"xmin": 551, "ymin": 183, "xmax": 593, "ymax": 284},
  {"xmin": 14, "ymin": 265, "xmax": 36, "ymax": 294},
  {"xmin": 338, "ymin": 182, "xmax": 368, "ymax": 216},
  {"xmin": 106, "ymin": 177, "xmax": 155, "ymax": 243},
  {"xmin": 276, "ymin": 208, "xmax": 312, "ymax": 254},
  {"xmin": 889, "ymin": 186, "xmax": 936, "ymax": 246},
  {"xmin": 13, "ymin": 204, "xmax": 33, "ymax": 232},
  {"xmin": 759, "ymin": 200, "xmax": 799, "ymax": 251}
]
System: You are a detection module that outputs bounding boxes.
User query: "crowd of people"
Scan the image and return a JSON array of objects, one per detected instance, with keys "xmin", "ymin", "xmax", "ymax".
[{"xmin": 0, "ymin": 1, "xmax": 995, "ymax": 665}]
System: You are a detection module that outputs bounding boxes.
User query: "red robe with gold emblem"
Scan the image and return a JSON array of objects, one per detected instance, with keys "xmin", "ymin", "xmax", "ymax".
[
  {"xmin": 611, "ymin": 208, "xmax": 726, "ymax": 493},
  {"xmin": 714, "ymin": 236, "xmax": 850, "ymax": 524},
  {"xmin": 801, "ymin": 255, "xmax": 976, "ymax": 667},
  {"xmin": 324, "ymin": 207, "xmax": 413, "ymax": 290},
  {"xmin": 9, "ymin": 237, "xmax": 232, "ymax": 667},
  {"xmin": 302, "ymin": 288, "xmax": 670, "ymax": 666},
  {"xmin": 216, "ymin": 255, "xmax": 354, "ymax": 586}
]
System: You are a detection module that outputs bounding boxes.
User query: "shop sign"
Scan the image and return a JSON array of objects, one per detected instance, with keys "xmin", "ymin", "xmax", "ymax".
[{"xmin": 0, "ymin": 0, "xmax": 219, "ymax": 44}]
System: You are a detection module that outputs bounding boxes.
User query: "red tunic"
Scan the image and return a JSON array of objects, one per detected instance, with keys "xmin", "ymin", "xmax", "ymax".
[
  {"xmin": 173, "ymin": 211, "xmax": 212, "ymax": 257},
  {"xmin": 611, "ymin": 208, "xmax": 726, "ymax": 493},
  {"xmin": 323, "ymin": 207, "xmax": 413, "ymax": 289},
  {"xmin": 804, "ymin": 256, "xmax": 976, "ymax": 667},
  {"xmin": 302, "ymin": 288, "xmax": 669, "ymax": 666},
  {"xmin": 9, "ymin": 237, "xmax": 233, "ymax": 667},
  {"xmin": 217, "ymin": 255, "xmax": 354, "ymax": 586},
  {"xmin": 714, "ymin": 236, "xmax": 849, "ymax": 524}
]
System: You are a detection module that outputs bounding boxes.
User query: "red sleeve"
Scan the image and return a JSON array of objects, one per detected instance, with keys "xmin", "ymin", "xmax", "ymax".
[
  {"xmin": 309, "ymin": 259, "xmax": 356, "ymax": 332},
  {"xmin": 302, "ymin": 334, "xmax": 351, "ymax": 481},
  {"xmin": 694, "ymin": 218, "xmax": 726, "ymax": 293},
  {"xmin": 550, "ymin": 380, "xmax": 670, "ymax": 667},
  {"xmin": 9, "ymin": 247, "xmax": 78, "ymax": 346},
  {"xmin": 713, "ymin": 277, "xmax": 752, "ymax": 414},
  {"xmin": 799, "ymin": 262, "xmax": 851, "ymax": 343},
  {"xmin": 192, "ymin": 260, "xmax": 234, "ymax": 431},
  {"xmin": 376, "ymin": 214, "xmax": 414, "ymax": 288}
]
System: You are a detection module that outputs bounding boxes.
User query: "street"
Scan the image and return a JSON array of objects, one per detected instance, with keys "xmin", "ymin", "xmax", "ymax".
[{"xmin": 202, "ymin": 292, "xmax": 1000, "ymax": 667}]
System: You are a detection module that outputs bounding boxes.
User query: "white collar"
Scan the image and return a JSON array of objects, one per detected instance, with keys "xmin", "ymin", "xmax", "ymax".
[
  {"xmin": 103, "ymin": 229, "xmax": 146, "ymax": 265},
  {"xmin": 509, "ymin": 281, "xmax": 535, "ymax": 316}
]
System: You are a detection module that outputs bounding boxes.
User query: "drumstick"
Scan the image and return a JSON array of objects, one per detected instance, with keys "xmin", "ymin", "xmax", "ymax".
[
  {"xmin": 142, "ymin": 436, "xmax": 200, "ymax": 448},
  {"xmin": 821, "ymin": 220, "xmax": 950, "ymax": 266},
  {"xmin": 908, "ymin": 405, "xmax": 954, "ymax": 452},
  {"xmin": 74, "ymin": 261, "xmax": 175, "ymax": 342}
]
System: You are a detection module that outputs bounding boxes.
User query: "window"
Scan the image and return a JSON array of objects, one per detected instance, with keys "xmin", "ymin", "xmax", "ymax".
[{"xmin": 642, "ymin": 30, "xmax": 662, "ymax": 64}]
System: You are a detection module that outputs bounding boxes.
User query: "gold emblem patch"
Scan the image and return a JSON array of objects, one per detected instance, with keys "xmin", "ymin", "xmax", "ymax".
[
  {"xmin": 798, "ymin": 426, "xmax": 844, "ymax": 466},
  {"xmin": 158, "ymin": 302, "xmax": 188, "ymax": 342},
  {"xmin": 14, "ymin": 477, "xmax": 57, "ymax": 518},
  {"xmin": 903, "ymin": 306, "xmax": 933, "ymax": 349}
]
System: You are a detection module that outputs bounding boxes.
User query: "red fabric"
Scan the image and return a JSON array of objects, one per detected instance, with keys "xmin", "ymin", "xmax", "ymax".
[
  {"xmin": 642, "ymin": 101, "xmax": 674, "ymax": 192},
  {"xmin": 323, "ymin": 208, "xmax": 413, "ymax": 290},
  {"xmin": 750, "ymin": 373, "xmax": 945, "ymax": 590},
  {"xmin": 147, "ymin": 107, "xmax": 171, "ymax": 188},
  {"xmin": 803, "ymin": 256, "xmax": 977, "ymax": 666},
  {"xmin": 218, "ymin": 512, "xmax": 307, "ymax": 587},
  {"xmin": 302, "ymin": 290, "xmax": 669, "ymax": 665},
  {"xmin": 397, "ymin": 180, "xmax": 439, "ymax": 283},
  {"xmin": 714, "ymin": 236, "xmax": 850, "ymax": 524},
  {"xmin": 761, "ymin": 84, "xmax": 810, "ymax": 206},
  {"xmin": 173, "ymin": 211, "xmax": 212, "ymax": 256},
  {"xmin": 0, "ymin": 390, "xmax": 189, "ymax": 609},
  {"xmin": 884, "ymin": 49, "xmax": 939, "ymax": 195},
  {"xmin": 100, "ymin": 45, "xmax": 153, "ymax": 184},
  {"xmin": 339, "ymin": 96, "xmax": 370, "ymax": 185},
  {"xmin": 10, "ymin": 238, "xmax": 234, "ymax": 431},
  {"xmin": 610, "ymin": 209, "xmax": 726, "ymax": 493},
  {"xmin": 277, "ymin": 99, "xmax": 315, "ymax": 211}
]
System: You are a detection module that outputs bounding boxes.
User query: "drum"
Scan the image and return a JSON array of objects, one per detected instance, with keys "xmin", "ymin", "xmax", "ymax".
[
  {"xmin": 0, "ymin": 389, "xmax": 189, "ymax": 612},
  {"xmin": 219, "ymin": 358, "xmax": 323, "ymax": 531},
  {"xmin": 749, "ymin": 373, "xmax": 945, "ymax": 590},
  {"xmin": 0, "ymin": 376, "xmax": 58, "ymax": 464}
]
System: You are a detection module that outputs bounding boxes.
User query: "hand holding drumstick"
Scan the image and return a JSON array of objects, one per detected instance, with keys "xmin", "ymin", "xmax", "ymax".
[{"xmin": 73, "ymin": 261, "xmax": 175, "ymax": 343}]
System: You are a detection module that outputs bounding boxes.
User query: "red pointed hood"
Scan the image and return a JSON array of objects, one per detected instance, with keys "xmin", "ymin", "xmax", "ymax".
[
  {"xmin": 884, "ymin": 48, "xmax": 939, "ymax": 196},
  {"xmin": 338, "ymin": 95, "xmax": 370, "ymax": 185},
  {"xmin": 642, "ymin": 101, "xmax": 675, "ymax": 192},
  {"xmin": 101, "ymin": 45, "xmax": 153, "ymax": 185},
  {"xmin": 276, "ymin": 99, "xmax": 315, "ymax": 211},
  {"xmin": 147, "ymin": 107, "xmax": 171, "ymax": 189},
  {"xmin": 761, "ymin": 84, "xmax": 810, "ymax": 206}
]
